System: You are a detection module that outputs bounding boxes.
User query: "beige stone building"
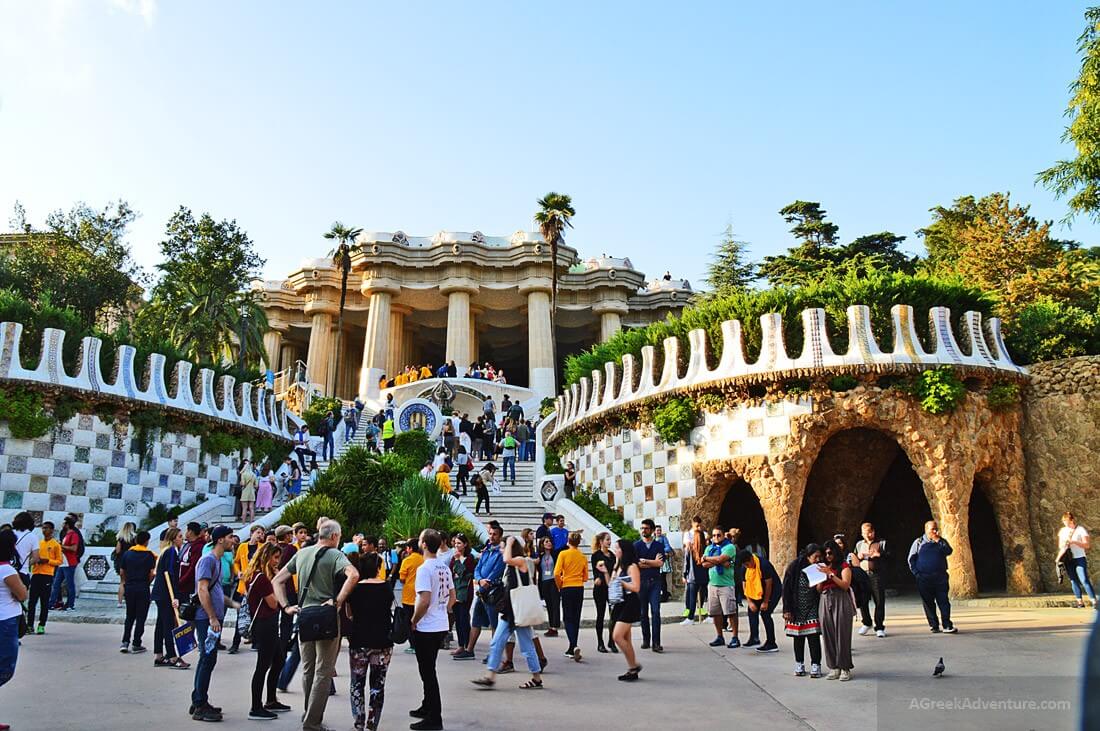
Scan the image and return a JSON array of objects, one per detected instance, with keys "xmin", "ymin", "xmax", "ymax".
[{"xmin": 256, "ymin": 230, "xmax": 692, "ymax": 401}]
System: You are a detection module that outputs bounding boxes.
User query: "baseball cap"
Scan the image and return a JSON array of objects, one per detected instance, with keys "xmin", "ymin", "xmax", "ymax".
[
  {"xmin": 542, "ymin": 512, "xmax": 554, "ymax": 520},
  {"xmin": 210, "ymin": 525, "xmax": 233, "ymax": 542},
  {"xmin": 275, "ymin": 525, "xmax": 293, "ymax": 539}
]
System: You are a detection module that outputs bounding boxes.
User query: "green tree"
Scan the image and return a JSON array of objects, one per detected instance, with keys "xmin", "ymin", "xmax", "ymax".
[
  {"xmin": 535, "ymin": 192, "xmax": 576, "ymax": 363},
  {"xmin": 135, "ymin": 207, "xmax": 268, "ymax": 367},
  {"xmin": 1, "ymin": 201, "xmax": 144, "ymax": 329},
  {"xmin": 1038, "ymin": 6, "xmax": 1100, "ymax": 222},
  {"xmin": 844, "ymin": 232, "xmax": 914, "ymax": 273},
  {"xmin": 323, "ymin": 220, "xmax": 362, "ymax": 396},
  {"xmin": 705, "ymin": 224, "xmax": 756, "ymax": 293}
]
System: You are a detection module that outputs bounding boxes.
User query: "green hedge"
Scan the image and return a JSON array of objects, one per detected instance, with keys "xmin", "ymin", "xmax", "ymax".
[
  {"xmin": 572, "ymin": 485, "xmax": 640, "ymax": 541},
  {"xmin": 393, "ymin": 429, "xmax": 435, "ymax": 467}
]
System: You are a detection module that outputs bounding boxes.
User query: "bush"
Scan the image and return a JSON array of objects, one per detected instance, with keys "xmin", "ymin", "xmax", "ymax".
[
  {"xmin": 444, "ymin": 514, "xmax": 481, "ymax": 542},
  {"xmin": 312, "ymin": 447, "xmax": 411, "ymax": 535},
  {"xmin": 1008, "ymin": 298, "xmax": 1100, "ymax": 364},
  {"xmin": 393, "ymin": 429, "xmax": 435, "ymax": 468},
  {"xmin": 140, "ymin": 500, "xmax": 202, "ymax": 531},
  {"xmin": 539, "ymin": 397, "xmax": 556, "ymax": 418},
  {"xmin": 0, "ymin": 386, "xmax": 54, "ymax": 439},
  {"xmin": 987, "ymin": 382, "xmax": 1021, "ymax": 411},
  {"xmin": 828, "ymin": 374, "xmax": 859, "ymax": 392},
  {"xmin": 904, "ymin": 366, "xmax": 967, "ymax": 414},
  {"xmin": 280, "ymin": 494, "xmax": 348, "ymax": 533},
  {"xmin": 572, "ymin": 486, "xmax": 640, "ymax": 541},
  {"xmin": 652, "ymin": 397, "xmax": 697, "ymax": 445},
  {"xmin": 382, "ymin": 475, "xmax": 456, "ymax": 543},
  {"xmin": 303, "ymin": 396, "xmax": 343, "ymax": 433},
  {"xmin": 543, "ymin": 443, "xmax": 563, "ymax": 474}
]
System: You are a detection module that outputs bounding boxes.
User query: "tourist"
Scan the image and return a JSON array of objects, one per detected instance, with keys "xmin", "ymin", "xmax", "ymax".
[
  {"xmin": 473, "ymin": 464, "xmax": 495, "ymax": 516},
  {"xmin": 1, "ymin": 528, "xmax": 29, "ymax": 726},
  {"xmin": 274, "ymin": 526, "xmax": 302, "ymax": 693},
  {"xmin": 590, "ymin": 532, "xmax": 616, "ymax": 653},
  {"xmin": 555, "ymin": 531, "xmax": 589, "ymax": 661},
  {"xmin": 507, "ymin": 398, "xmax": 523, "ymax": 424},
  {"xmin": 482, "ymin": 395, "xmax": 495, "ymax": 423},
  {"xmin": 519, "ymin": 528, "xmax": 536, "ymax": 559},
  {"xmin": 739, "ymin": 548, "xmax": 781, "ymax": 653},
  {"xmin": 634, "ymin": 519, "xmax": 666, "ymax": 653},
  {"xmin": 1058, "ymin": 512, "xmax": 1096, "ymax": 609},
  {"xmin": 435, "ymin": 463, "xmax": 453, "ymax": 495},
  {"xmin": 26, "ymin": 520, "xmax": 60, "ymax": 635},
  {"xmin": 111, "ymin": 523, "xmax": 137, "ymax": 607},
  {"xmin": 783, "ymin": 543, "xmax": 823, "ymax": 678},
  {"xmin": 471, "ymin": 418, "xmax": 484, "ymax": 460},
  {"xmin": 177, "ymin": 521, "xmax": 205, "ymax": 600},
  {"xmin": 410, "ymin": 529, "xmax": 455, "ymax": 729},
  {"xmin": 817, "ymin": 540, "xmax": 855, "ymax": 680},
  {"xmin": 522, "ymin": 420, "xmax": 536, "ymax": 462},
  {"xmin": 908, "ymin": 520, "xmax": 956, "ymax": 633},
  {"xmin": 535, "ymin": 513, "xmax": 554, "ymax": 556},
  {"xmin": 450, "ymin": 534, "xmax": 476, "ymax": 654},
  {"xmin": 319, "ymin": 411, "xmax": 336, "ymax": 461},
  {"xmin": 343, "ymin": 406, "xmax": 358, "ymax": 442},
  {"xmin": 537, "ymin": 536, "xmax": 561, "ymax": 637},
  {"xmin": 48, "ymin": 514, "xmax": 81, "ymax": 612},
  {"xmin": 399, "ymin": 531, "xmax": 427, "ymax": 654},
  {"xmin": 482, "ymin": 417, "xmax": 497, "ymax": 459},
  {"xmin": 152, "ymin": 527, "xmax": 187, "ymax": 668},
  {"xmin": 654, "ymin": 525, "xmax": 673, "ymax": 602},
  {"xmin": 454, "ymin": 521, "xmax": 504, "ymax": 661},
  {"xmin": 471, "ymin": 535, "xmax": 544, "ymax": 691},
  {"xmin": 273, "ymin": 520, "xmax": 359, "ymax": 731},
  {"xmin": 600, "ymin": 538, "xmax": 643, "ymax": 681},
  {"xmin": 420, "ymin": 460, "xmax": 434, "ymax": 479},
  {"xmin": 118, "ymin": 530, "xmax": 156, "ymax": 654},
  {"xmin": 853, "ymin": 522, "xmax": 890, "ymax": 636},
  {"xmin": 243, "ymin": 542, "xmax": 289, "ymax": 720},
  {"xmin": 256, "ymin": 466, "xmax": 274, "ymax": 513},
  {"xmin": 190, "ymin": 525, "xmax": 234, "ymax": 722},
  {"xmin": 701, "ymin": 525, "xmax": 739, "ymax": 648},
  {"xmin": 381, "ymin": 415, "xmax": 396, "ymax": 453},
  {"xmin": 345, "ymin": 552, "xmax": 393, "ymax": 731},
  {"xmin": 230, "ymin": 525, "xmax": 266, "ymax": 654},
  {"xmin": 515, "ymin": 420, "xmax": 530, "ymax": 462},
  {"xmin": 455, "ymin": 446, "xmax": 473, "ymax": 496},
  {"xmin": 158, "ymin": 517, "xmax": 179, "ymax": 549},
  {"xmin": 501, "ymin": 431, "xmax": 518, "ymax": 484},
  {"xmin": 11, "ymin": 513, "xmax": 35, "ymax": 589},
  {"xmin": 239, "ymin": 460, "xmax": 258, "ymax": 524},
  {"xmin": 293, "ymin": 424, "xmax": 316, "ymax": 470},
  {"xmin": 681, "ymin": 516, "xmax": 707, "ymax": 624},
  {"xmin": 562, "ymin": 461, "xmax": 576, "ymax": 500},
  {"xmin": 550, "ymin": 515, "xmax": 569, "ymax": 557},
  {"xmin": 441, "ymin": 418, "xmax": 456, "ymax": 457}
]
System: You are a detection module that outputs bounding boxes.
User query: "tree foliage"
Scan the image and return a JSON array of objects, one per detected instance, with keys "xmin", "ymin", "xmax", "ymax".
[
  {"xmin": 705, "ymin": 224, "xmax": 756, "ymax": 294},
  {"xmin": 324, "ymin": 221, "xmax": 362, "ymax": 395}
]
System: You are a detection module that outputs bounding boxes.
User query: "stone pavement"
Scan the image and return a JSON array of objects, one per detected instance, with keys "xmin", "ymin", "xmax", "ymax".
[{"xmin": 3, "ymin": 601, "xmax": 1093, "ymax": 731}]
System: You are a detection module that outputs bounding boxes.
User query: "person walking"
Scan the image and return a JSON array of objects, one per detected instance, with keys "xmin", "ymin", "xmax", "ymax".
[
  {"xmin": 190, "ymin": 525, "xmax": 234, "ymax": 722},
  {"xmin": 381, "ymin": 415, "xmax": 396, "ymax": 453},
  {"xmin": 274, "ymin": 520, "xmax": 359, "ymax": 731},
  {"xmin": 634, "ymin": 519, "xmax": 665, "ymax": 653},
  {"xmin": 500, "ymin": 431, "xmax": 518, "ymax": 484},
  {"xmin": 555, "ymin": 531, "xmax": 589, "ymax": 661},
  {"xmin": 239, "ymin": 461, "xmax": 258, "ymax": 524},
  {"xmin": 854, "ymin": 522, "xmax": 890, "ymax": 636},
  {"xmin": 739, "ymin": 548, "xmax": 781, "ymax": 653},
  {"xmin": 409, "ymin": 530, "xmax": 455, "ymax": 730},
  {"xmin": 453, "ymin": 521, "xmax": 504, "ymax": 661},
  {"xmin": 450, "ymin": 534, "xmax": 476, "ymax": 654},
  {"xmin": 343, "ymin": 406, "xmax": 358, "ymax": 443},
  {"xmin": 562, "ymin": 461, "xmax": 576, "ymax": 500},
  {"xmin": 537, "ymin": 536, "xmax": 561, "ymax": 637},
  {"xmin": 320, "ymin": 411, "xmax": 336, "ymax": 462},
  {"xmin": 908, "ymin": 520, "xmax": 956, "ymax": 633},
  {"xmin": 152, "ymin": 527, "xmax": 188, "ymax": 668},
  {"xmin": 591, "ymin": 532, "xmax": 616, "ymax": 653},
  {"xmin": 471, "ymin": 535, "xmax": 544, "ymax": 691},
  {"xmin": 701, "ymin": 525, "xmax": 739, "ymax": 648},
  {"xmin": 1059, "ymin": 512, "xmax": 1097, "ymax": 609},
  {"xmin": 600, "ymin": 538, "xmax": 643, "ymax": 681},
  {"xmin": 27, "ymin": 521, "xmax": 61, "ymax": 635},
  {"xmin": 681, "ymin": 516, "xmax": 708, "ymax": 624},
  {"xmin": 345, "ymin": 552, "xmax": 393, "ymax": 731},
  {"xmin": 783, "ymin": 543, "xmax": 823, "ymax": 678},
  {"xmin": 1, "ymin": 529, "xmax": 29, "ymax": 731},
  {"xmin": 10, "ymin": 513, "xmax": 36, "ymax": 590},
  {"xmin": 118, "ymin": 530, "xmax": 156, "ymax": 654},
  {"xmin": 455, "ymin": 447, "xmax": 473, "ymax": 496},
  {"xmin": 113, "ymin": 521, "xmax": 136, "ymax": 607},
  {"xmin": 817, "ymin": 540, "xmax": 855, "ymax": 681},
  {"xmin": 243, "ymin": 542, "xmax": 290, "ymax": 721},
  {"xmin": 473, "ymin": 464, "xmax": 495, "ymax": 516}
]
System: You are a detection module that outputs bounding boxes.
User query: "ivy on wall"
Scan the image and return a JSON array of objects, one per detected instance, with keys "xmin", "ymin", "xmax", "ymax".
[
  {"xmin": 901, "ymin": 366, "xmax": 967, "ymax": 415},
  {"xmin": 652, "ymin": 397, "xmax": 697, "ymax": 445}
]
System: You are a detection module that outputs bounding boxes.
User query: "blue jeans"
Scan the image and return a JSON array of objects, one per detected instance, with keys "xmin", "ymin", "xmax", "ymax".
[
  {"xmin": 523, "ymin": 440, "xmax": 536, "ymax": 461},
  {"xmin": 470, "ymin": 596, "xmax": 499, "ymax": 631},
  {"xmin": 1068, "ymin": 557, "xmax": 1097, "ymax": 602},
  {"xmin": 192, "ymin": 619, "xmax": 220, "ymax": 707},
  {"xmin": 502, "ymin": 456, "xmax": 516, "ymax": 482},
  {"xmin": 278, "ymin": 638, "xmax": 299, "ymax": 690},
  {"xmin": 638, "ymin": 576, "xmax": 662, "ymax": 647},
  {"xmin": 915, "ymin": 573, "xmax": 952, "ymax": 630},
  {"xmin": 49, "ymin": 565, "xmax": 76, "ymax": 609},
  {"xmin": 685, "ymin": 575, "xmax": 708, "ymax": 614},
  {"xmin": 0, "ymin": 615, "xmax": 18, "ymax": 687},
  {"xmin": 486, "ymin": 618, "xmax": 540, "ymax": 674},
  {"xmin": 322, "ymin": 433, "xmax": 335, "ymax": 461}
]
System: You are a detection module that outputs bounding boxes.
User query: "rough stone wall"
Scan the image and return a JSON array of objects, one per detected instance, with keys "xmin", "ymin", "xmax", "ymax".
[{"xmin": 1023, "ymin": 356, "xmax": 1100, "ymax": 590}]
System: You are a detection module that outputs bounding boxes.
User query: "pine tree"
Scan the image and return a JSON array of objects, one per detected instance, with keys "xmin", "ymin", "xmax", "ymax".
[{"xmin": 705, "ymin": 224, "xmax": 756, "ymax": 293}]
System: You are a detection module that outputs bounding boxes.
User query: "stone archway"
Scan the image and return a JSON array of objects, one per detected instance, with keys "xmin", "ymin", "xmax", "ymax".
[
  {"xmin": 969, "ymin": 474, "xmax": 1007, "ymax": 593},
  {"xmin": 717, "ymin": 478, "xmax": 770, "ymax": 557}
]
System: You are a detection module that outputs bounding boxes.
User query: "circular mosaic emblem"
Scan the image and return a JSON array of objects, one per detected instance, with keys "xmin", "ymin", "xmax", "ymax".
[
  {"xmin": 83, "ymin": 554, "xmax": 109, "ymax": 581},
  {"xmin": 395, "ymin": 398, "xmax": 443, "ymax": 439},
  {"xmin": 540, "ymin": 480, "xmax": 559, "ymax": 502}
]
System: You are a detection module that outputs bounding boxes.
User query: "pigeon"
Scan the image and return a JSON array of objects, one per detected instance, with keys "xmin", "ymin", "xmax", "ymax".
[{"xmin": 933, "ymin": 657, "xmax": 945, "ymax": 677}]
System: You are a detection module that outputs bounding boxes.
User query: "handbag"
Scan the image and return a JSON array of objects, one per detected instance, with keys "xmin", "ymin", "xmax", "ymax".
[
  {"xmin": 509, "ymin": 561, "xmax": 543, "ymax": 628},
  {"xmin": 297, "ymin": 547, "xmax": 340, "ymax": 642},
  {"xmin": 179, "ymin": 593, "xmax": 200, "ymax": 621},
  {"xmin": 481, "ymin": 579, "xmax": 507, "ymax": 614},
  {"xmin": 17, "ymin": 603, "xmax": 28, "ymax": 638},
  {"xmin": 390, "ymin": 604, "xmax": 409, "ymax": 645}
]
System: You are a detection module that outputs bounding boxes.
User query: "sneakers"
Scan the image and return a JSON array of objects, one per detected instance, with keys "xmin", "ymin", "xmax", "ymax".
[
  {"xmin": 640, "ymin": 641, "xmax": 650, "ymax": 650},
  {"xmin": 755, "ymin": 643, "xmax": 779, "ymax": 654},
  {"xmin": 810, "ymin": 663, "xmax": 822, "ymax": 678},
  {"xmin": 119, "ymin": 643, "xmax": 130, "ymax": 653},
  {"xmin": 248, "ymin": 708, "xmax": 277, "ymax": 721},
  {"xmin": 826, "ymin": 669, "xmax": 841, "ymax": 680},
  {"xmin": 743, "ymin": 637, "xmax": 760, "ymax": 648},
  {"xmin": 682, "ymin": 608, "xmax": 691, "ymax": 618},
  {"xmin": 131, "ymin": 644, "xmax": 147, "ymax": 654},
  {"xmin": 794, "ymin": 662, "xmax": 806, "ymax": 677},
  {"xmin": 708, "ymin": 637, "xmax": 725, "ymax": 647},
  {"xmin": 875, "ymin": 629, "xmax": 887, "ymax": 638},
  {"xmin": 858, "ymin": 625, "xmax": 871, "ymax": 636},
  {"xmin": 930, "ymin": 626, "xmax": 942, "ymax": 633},
  {"xmin": 695, "ymin": 608, "xmax": 707, "ymax": 619},
  {"xmin": 544, "ymin": 629, "xmax": 559, "ymax": 638},
  {"xmin": 839, "ymin": 669, "xmax": 851, "ymax": 682},
  {"xmin": 651, "ymin": 645, "xmax": 663, "ymax": 654},
  {"xmin": 563, "ymin": 649, "xmax": 575, "ymax": 658},
  {"xmin": 452, "ymin": 649, "xmax": 475, "ymax": 660},
  {"xmin": 409, "ymin": 721, "xmax": 443, "ymax": 730},
  {"xmin": 404, "ymin": 646, "xmax": 417, "ymax": 654},
  {"xmin": 35, "ymin": 625, "xmax": 45, "ymax": 635},
  {"xmin": 726, "ymin": 637, "xmax": 741, "ymax": 649},
  {"xmin": 679, "ymin": 617, "xmax": 695, "ymax": 626},
  {"xmin": 191, "ymin": 704, "xmax": 223, "ymax": 723},
  {"xmin": 262, "ymin": 702, "xmax": 290, "ymax": 713},
  {"xmin": 942, "ymin": 625, "xmax": 957, "ymax": 634}
]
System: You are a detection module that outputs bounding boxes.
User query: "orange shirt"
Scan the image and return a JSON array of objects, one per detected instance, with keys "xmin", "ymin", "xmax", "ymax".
[
  {"xmin": 399, "ymin": 551, "xmax": 425, "ymax": 607},
  {"xmin": 33, "ymin": 538, "xmax": 63, "ymax": 577}
]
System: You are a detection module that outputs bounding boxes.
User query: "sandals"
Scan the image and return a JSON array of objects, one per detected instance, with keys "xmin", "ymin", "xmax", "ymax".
[
  {"xmin": 471, "ymin": 677, "xmax": 495, "ymax": 688},
  {"xmin": 519, "ymin": 679, "xmax": 544, "ymax": 690}
]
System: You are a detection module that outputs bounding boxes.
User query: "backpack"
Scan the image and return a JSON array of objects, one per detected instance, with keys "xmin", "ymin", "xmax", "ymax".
[
  {"xmin": 343, "ymin": 410, "xmax": 355, "ymax": 425},
  {"xmin": 75, "ymin": 529, "xmax": 86, "ymax": 560},
  {"xmin": 318, "ymin": 417, "xmax": 332, "ymax": 436},
  {"xmin": 849, "ymin": 564, "xmax": 871, "ymax": 607}
]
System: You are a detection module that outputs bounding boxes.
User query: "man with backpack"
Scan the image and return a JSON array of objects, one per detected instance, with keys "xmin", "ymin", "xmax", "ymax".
[
  {"xmin": 342, "ymin": 406, "xmax": 358, "ymax": 442},
  {"xmin": 319, "ymin": 411, "xmax": 336, "ymax": 461},
  {"xmin": 48, "ymin": 514, "xmax": 82, "ymax": 611},
  {"xmin": 508, "ymin": 399, "xmax": 524, "ymax": 425}
]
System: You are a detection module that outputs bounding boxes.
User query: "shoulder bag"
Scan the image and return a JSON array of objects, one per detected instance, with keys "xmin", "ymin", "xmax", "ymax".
[
  {"xmin": 297, "ymin": 547, "xmax": 340, "ymax": 642},
  {"xmin": 510, "ymin": 559, "xmax": 543, "ymax": 627}
]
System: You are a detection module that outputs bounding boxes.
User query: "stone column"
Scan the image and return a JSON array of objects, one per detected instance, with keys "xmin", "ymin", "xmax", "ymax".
[
  {"xmin": 526, "ymin": 288, "xmax": 556, "ymax": 399},
  {"xmin": 600, "ymin": 311, "xmax": 622, "ymax": 343},
  {"xmin": 279, "ymin": 342, "xmax": 297, "ymax": 373},
  {"xmin": 444, "ymin": 287, "xmax": 475, "ymax": 375},
  {"xmin": 359, "ymin": 289, "xmax": 394, "ymax": 399},
  {"xmin": 305, "ymin": 310, "xmax": 334, "ymax": 394},
  {"xmin": 469, "ymin": 309, "xmax": 479, "ymax": 371},
  {"xmin": 594, "ymin": 298, "xmax": 629, "ymax": 344},
  {"xmin": 386, "ymin": 306, "xmax": 409, "ymax": 379},
  {"xmin": 262, "ymin": 328, "xmax": 283, "ymax": 372}
]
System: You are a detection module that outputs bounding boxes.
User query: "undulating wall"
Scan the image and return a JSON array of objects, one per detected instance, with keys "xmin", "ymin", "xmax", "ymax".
[{"xmin": 1023, "ymin": 356, "xmax": 1100, "ymax": 591}]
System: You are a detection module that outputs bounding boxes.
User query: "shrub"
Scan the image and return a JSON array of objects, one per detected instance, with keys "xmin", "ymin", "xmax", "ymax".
[
  {"xmin": 382, "ymin": 475, "xmax": 456, "ymax": 543},
  {"xmin": 572, "ymin": 486, "xmax": 640, "ymax": 541},
  {"xmin": 281, "ymin": 494, "xmax": 348, "ymax": 533},
  {"xmin": 303, "ymin": 396, "xmax": 343, "ymax": 433},
  {"xmin": 828, "ymin": 374, "xmax": 859, "ymax": 392},
  {"xmin": 393, "ymin": 429, "xmax": 435, "ymax": 467},
  {"xmin": 140, "ymin": 500, "xmax": 202, "ymax": 531},
  {"xmin": 312, "ymin": 447, "xmax": 411, "ymax": 534},
  {"xmin": 539, "ymin": 397, "xmax": 556, "ymax": 418},
  {"xmin": 1008, "ymin": 298, "xmax": 1100, "ymax": 364},
  {"xmin": 652, "ymin": 397, "xmax": 697, "ymax": 445},
  {"xmin": 444, "ymin": 514, "xmax": 481, "ymax": 542},
  {"xmin": 543, "ymin": 443, "xmax": 563, "ymax": 474},
  {"xmin": 987, "ymin": 382, "xmax": 1021, "ymax": 411},
  {"xmin": 904, "ymin": 366, "xmax": 966, "ymax": 414},
  {"xmin": 0, "ymin": 386, "xmax": 54, "ymax": 439}
]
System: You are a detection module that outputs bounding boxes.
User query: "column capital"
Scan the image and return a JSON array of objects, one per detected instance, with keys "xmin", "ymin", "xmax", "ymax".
[
  {"xmin": 359, "ymin": 279, "xmax": 401, "ymax": 297},
  {"xmin": 390, "ymin": 303, "xmax": 414, "ymax": 317},
  {"xmin": 592, "ymin": 301, "xmax": 630, "ymax": 316},
  {"xmin": 440, "ymin": 280, "xmax": 479, "ymax": 297},
  {"xmin": 304, "ymin": 300, "xmax": 338, "ymax": 317},
  {"xmin": 518, "ymin": 280, "xmax": 553, "ymax": 297}
]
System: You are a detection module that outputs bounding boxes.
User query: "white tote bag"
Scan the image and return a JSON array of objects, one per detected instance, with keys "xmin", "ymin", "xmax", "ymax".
[{"xmin": 510, "ymin": 560, "xmax": 544, "ymax": 627}]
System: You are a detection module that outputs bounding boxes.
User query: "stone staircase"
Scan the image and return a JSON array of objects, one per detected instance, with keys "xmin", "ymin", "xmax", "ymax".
[{"xmin": 454, "ymin": 460, "xmax": 542, "ymax": 537}]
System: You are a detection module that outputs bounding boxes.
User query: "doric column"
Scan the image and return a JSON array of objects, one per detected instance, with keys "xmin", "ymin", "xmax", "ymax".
[
  {"xmin": 262, "ymin": 328, "xmax": 283, "ymax": 372},
  {"xmin": 600, "ymin": 312, "xmax": 622, "ymax": 342},
  {"xmin": 386, "ymin": 306, "xmax": 410, "ymax": 379},
  {"xmin": 304, "ymin": 310, "xmax": 335, "ymax": 394},
  {"xmin": 359, "ymin": 288, "xmax": 395, "ymax": 399},
  {"xmin": 594, "ymin": 297, "xmax": 629, "ymax": 344},
  {"xmin": 443, "ymin": 286, "xmax": 476, "ymax": 375},
  {"xmin": 524, "ymin": 287, "xmax": 555, "ymax": 399},
  {"xmin": 279, "ymin": 342, "xmax": 297, "ymax": 373}
]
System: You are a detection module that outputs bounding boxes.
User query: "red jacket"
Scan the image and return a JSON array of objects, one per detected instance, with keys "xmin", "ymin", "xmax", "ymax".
[{"xmin": 177, "ymin": 538, "xmax": 206, "ymax": 596}]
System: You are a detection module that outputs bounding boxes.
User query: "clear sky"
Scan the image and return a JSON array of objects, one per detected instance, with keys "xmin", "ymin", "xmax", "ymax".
[{"xmin": 1, "ymin": 1, "xmax": 1097, "ymax": 291}]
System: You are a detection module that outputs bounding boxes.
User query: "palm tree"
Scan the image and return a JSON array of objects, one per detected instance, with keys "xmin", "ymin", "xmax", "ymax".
[
  {"xmin": 324, "ymin": 220, "xmax": 363, "ymax": 397},
  {"xmin": 534, "ymin": 192, "xmax": 576, "ymax": 376}
]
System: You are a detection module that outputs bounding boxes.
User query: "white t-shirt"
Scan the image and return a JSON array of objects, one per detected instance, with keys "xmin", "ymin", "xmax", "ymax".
[
  {"xmin": 413, "ymin": 557, "xmax": 454, "ymax": 633},
  {"xmin": 13, "ymin": 529, "xmax": 36, "ymax": 573},
  {"xmin": 1060, "ymin": 525, "xmax": 1089, "ymax": 560},
  {"xmin": 0, "ymin": 564, "xmax": 22, "ymax": 620}
]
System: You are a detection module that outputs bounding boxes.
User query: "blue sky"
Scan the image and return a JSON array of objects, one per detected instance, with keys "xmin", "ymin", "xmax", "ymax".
[{"xmin": 1, "ymin": 1, "xmax": 1096, "ymax": 290}]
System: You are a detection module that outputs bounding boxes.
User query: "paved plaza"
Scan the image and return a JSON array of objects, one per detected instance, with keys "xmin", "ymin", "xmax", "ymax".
[{"xmin": 4, "ymin": 599, "xmax": 1091, "ymax": 731}]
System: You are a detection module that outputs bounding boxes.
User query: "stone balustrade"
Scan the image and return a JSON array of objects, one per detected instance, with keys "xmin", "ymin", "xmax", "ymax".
[
  {"xmin": 0, "ymin": 322, "xmax": 294, "ymax": 439},
  {"xmin": 551, "ymin": 304, "xmax": 1026, "ymax": 437}
]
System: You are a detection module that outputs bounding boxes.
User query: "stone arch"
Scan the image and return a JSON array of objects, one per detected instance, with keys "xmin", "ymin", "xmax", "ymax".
[
  {"xmin": 687, "ymin": 459, "xmax": 774, "ymax": 557},
  {"xmin": 969, "ymin": 470, "xmax": 1006, "ymax": 593},
  {"xmin": 717, "ymin": 478, "xmax": 770, "ymax": 557}
]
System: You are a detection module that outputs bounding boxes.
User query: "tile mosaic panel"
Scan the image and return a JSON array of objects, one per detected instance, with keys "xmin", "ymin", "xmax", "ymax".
[
  {"xmin": 49, "ymin": 493, "xmax": 66, "ymax": 511},
  {"xmin": 75, "ymin": 446, "xmax": 90, "ymax": 463},
  {"xmin": 158, "ymin": 474, "xmax": 168, "ymax": 487},
  {"xmin": 93, "ymin": 465, "xmax": 106, "ymax": 480},
  {"xmin": 108, "ymin": 483, "xmax": 123, "ymax": 499},
  {"xmin": 28, "ymin": 475, "xmax": 47, "ymax": 492},
  {"xmin": 170, "ymin": 489, "xmax": 181, "ymax": 505},
  {"xmin": 70, "ymin": 479, "xmax": 87, "ymax": 496},
  {"xmin": 160, "ymin": 443, "xmax": 173, "ymax": 459},
  {"xmin": 89, "ymin": 498, "xmax": 103, "ymax": 513},
  {"xmin": 33, "ymin": 441, "xmax": 52, "ymax": 458},
  {"xmin": 95, "ymin": 433, "xmax": 110, "ymax": 449},
  {"xmin": 112, "ymin": 450, "xmax": 127, "ymax": 468},
  {"xmin": 142, "ymin": 486, "xmax": 154, "ymax": 501},
  {"xmin": 52, "ymin": 461, "xmax": 70, "ymax": 478},
  {"xmin": 78, "ymin": 414, "xmax": 94, "ymax": 430},
  {"xmin": 172, "ymin": 460, "xmax": 184, "ymax": 475},
  {"xmin": 3, "ymin": 491, "xmax": 22, "ymax": 509},
  {"xmin": 56, "ymin": 429, "xmax": 73, "ymax": 445},
  {"xmin": 124, "ymin": 501, "xmax": 137, "ymax": 515}
]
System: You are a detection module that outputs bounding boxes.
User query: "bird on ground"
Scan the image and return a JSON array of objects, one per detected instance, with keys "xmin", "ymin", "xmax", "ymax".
[{"xmin": 933, "ymin": 657, "xmax": 945, "ymax": 677}]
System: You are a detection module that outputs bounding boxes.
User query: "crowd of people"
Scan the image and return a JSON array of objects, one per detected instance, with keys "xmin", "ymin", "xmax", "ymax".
[
  {"xmin": 378, "ymin": 361, "xmax": 510, "ymax": 390},
  {"xmin": 0, "ymin": 500, "xmax": 1095, "ymax": 730}
]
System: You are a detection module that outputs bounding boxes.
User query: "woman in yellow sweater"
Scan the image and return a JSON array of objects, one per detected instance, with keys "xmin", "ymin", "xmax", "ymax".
[
  {"xmin": 435, "ymin": 463, "xmax": 453, "ymax": 494},
  {"xmin": 554, "ymin": 531, "xmax": 589, "ymax": 661}
]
